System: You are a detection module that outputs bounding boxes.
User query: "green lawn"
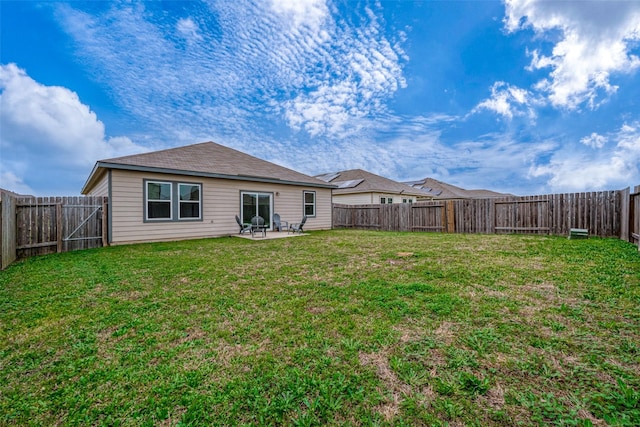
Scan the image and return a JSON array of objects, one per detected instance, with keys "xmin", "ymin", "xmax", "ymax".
[{"xmin": 1, "ymin": 230, "xmax": 639, "ymax": 426}]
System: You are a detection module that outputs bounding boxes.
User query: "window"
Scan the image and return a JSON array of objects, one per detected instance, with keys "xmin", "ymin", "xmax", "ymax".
[
  {"xmin": 145, "ymin": 180, "xmax": 202, "ymax": 222},
  {"xmin": 179, "ymin": 183, "xmax": 201, "ymax": 219},
  {"xmin": 380, "ymin": 197, "xmax": 386, "ymax": 204},
  {"xmin": 241, "ymin": 191, "xmax": 272, "ymax": 226},
  {"xmin": 304, "ymin": 191, "xmax": 316, "ymax": 217},
  {"xmin": 146, "ymin": 181, "xmax": 172, "ymax": 220},
  {"xmin": 387, "ymin": 197, "xmax": 393, "ymax": 204},
  {"xmin": 402, "ymin": 198, "xmax": 413, "ymax": 204}
]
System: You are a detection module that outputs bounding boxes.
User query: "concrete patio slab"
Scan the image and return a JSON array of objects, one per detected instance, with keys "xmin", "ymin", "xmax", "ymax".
[{"xmin": 234, "ymin": 231, "xmax": 308, "ymax": 240}]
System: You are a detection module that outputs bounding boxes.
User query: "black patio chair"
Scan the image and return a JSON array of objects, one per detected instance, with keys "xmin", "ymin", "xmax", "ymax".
[
  {"xmin": 272, "ymin": 213, "xmax": 288, "ymax": 231},
  {"xmin": 288, "ymin": 215, "xmax": 307, "ymax": 234},
  {"xmin": 235, "ymin": 215, "xmax": 251, "ymax": 234},
  {"xmin": 251, "ymin": 215, "xmax": 267, "ymax": 238}
]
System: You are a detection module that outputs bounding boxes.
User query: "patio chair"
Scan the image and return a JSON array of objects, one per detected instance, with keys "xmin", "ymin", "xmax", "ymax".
[
  {"xmin": 235, "ymin": 215, "xmax": 251, "ymax": 234},
  {"xmin": 288, "ymin": 215, "xmax": 307, "ymax": 234},
  {"xmin": 272, "ymin": 213, "xmax": 288, "ymax": 232},
  {"xmin": 251, "ymin": 215, "xmax": 267, "ymax": 238}
]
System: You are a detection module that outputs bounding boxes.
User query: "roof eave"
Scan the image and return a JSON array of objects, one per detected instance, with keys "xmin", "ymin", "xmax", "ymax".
[
  {"xmin": 334, "ymin": 188, "xmax": 426, "ymax": 197},
  {"xmin": 81, "ymin": 162, "xmax": 103, "ymax": 195},
  {"xmin": 92, "ymin": 162, "xmax": 337, "ymax": 189}
]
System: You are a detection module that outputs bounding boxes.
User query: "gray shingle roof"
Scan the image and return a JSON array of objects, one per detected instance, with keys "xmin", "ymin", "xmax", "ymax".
[
  {"xmin": 316, "ymin": 169, "xmax": 428, "ymax": 197},
  {"xmin": 82, "ymin": 141, "xmax": 334, "ymax": 193},
  {"xmin": 407, "ymin": 177, "xmax": 510, "ymax": 199}
]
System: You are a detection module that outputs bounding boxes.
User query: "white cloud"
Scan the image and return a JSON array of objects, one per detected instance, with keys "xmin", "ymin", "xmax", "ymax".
[
  {"xmin": 0, "ymin": 64, "xmax": 104, "ymax": 164},
  {"xmin": 279, "ymin": 5, "xmax": 407, "ymax": 138},
  {"xmin": 176, "ymin": 17, "xmax": 202, "ymax": 42},
  {"xmin": 270, "ymin": 0, "xmax": 329, "ymax": 32},
  {"xmin": 617, "ymin": 123, "xmax": 640, "ymax": 155},
  {"xmin": 504, "ymin": 0, "xmax": 640, "ymax": 109},
  {"xmin": 580, "ymin": 132, "xmax": 607, "ymax": 149},
  {"xmin": 473, "ymin": 81, "xmax": 538, "ymax": 119},
  {"xmin": 0, "ymin": 171, "xmax": 34, "ymax": 195},
  {"xmin": 54, "ymin": 1, "xmax": 407, "ymax": 140},
  {"xmin": 0, "ymin": 63, "xmax": 145, "ymax": 194},
  {"xmin": 279, "ymin": 113, "xmax": 557, "ymax": 196},
  {"xmin": 529, "ymin": 123, "xmax": 640, "ymax": 191}
]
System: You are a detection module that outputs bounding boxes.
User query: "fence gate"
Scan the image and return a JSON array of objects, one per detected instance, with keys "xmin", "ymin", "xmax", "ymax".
[
  {"xmin": 1, "ymin": 196, "xmax": 109, "ymax": 268},
  {"xmin": 62, "ymin": 203, "xmax": 105, "ymax": 248}
]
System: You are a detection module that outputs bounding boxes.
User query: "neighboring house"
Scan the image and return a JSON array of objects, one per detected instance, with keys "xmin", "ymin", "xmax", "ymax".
[
  {"xmin": 315, "ymin": 169, "xmax": 428, "ymax": 205},
  {"xmin": 0, "ymin": 188, "xmax": 32, "ymax": 198},
  {"xmin": 81, "ymin": 141, "xmax": 335, "ymax": 245},
  {"xmin": 404, "ymin": 177, "xmax": 510, "ymax": 200}
]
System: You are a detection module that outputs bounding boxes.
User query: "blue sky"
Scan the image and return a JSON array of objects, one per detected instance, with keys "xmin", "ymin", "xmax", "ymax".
[{"xmin": 1, "ymin": 0, "xmax": 639, "ymax": 196}]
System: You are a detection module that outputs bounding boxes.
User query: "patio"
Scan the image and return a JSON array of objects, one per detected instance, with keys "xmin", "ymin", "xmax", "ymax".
[{"xmin": 234, "ymin": 231, "xmax": 308, "ymax": 240}]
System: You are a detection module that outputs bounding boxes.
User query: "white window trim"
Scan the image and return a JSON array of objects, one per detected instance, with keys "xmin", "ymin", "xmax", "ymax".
[
  {"xmin": 144, "ymin": 180, "xmax": 202, "ymax": 222},
  {"xmin": 146, "ymin": 180, "xmax": 173, "ymax": 221},
  {"xmin": 178, "ymin": 183, "xmax": 202, "ymax": 220},
  {"xmin": 303, "ymin": 191, "xmax": 316, "ymax": 217}
]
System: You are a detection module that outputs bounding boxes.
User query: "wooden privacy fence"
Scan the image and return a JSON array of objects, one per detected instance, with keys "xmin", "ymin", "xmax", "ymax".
[
  {"xmin": 334, "ymin": 188, "xmax": 640, "ymax": 247},
  {"xmin": 629, "ymin": 185, "xmax": 640, "ymax": 250},
  {"xmin": 1, "ymin": 195, "xmax": 108, "ymax": 269}
]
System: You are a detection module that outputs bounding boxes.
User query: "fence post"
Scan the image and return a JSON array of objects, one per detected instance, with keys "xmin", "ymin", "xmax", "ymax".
[
  {"xmin": 1, "ymin": 192, "xmax": 17, "ymax": 270},
  {"xmin": 627, "ymin": 185, "xmax": 640, "ymax": 252},
  {"xmin": 56, "ymin": 203, "xmax": 63, "ymax": 253},
  {"xmin": 446, "ymin": 200, "xmax": 455, "ymax": 233},
  {"xmin": 102, "ymin": 198, "xmax": 109, "ymax": 247},
  {"xmin": 440, "ymin": 203, "xmax": 447, "ymax": 233},
  {"xmin": 619, "ymin": 187, "xmax": 629, "ymax": 241}
]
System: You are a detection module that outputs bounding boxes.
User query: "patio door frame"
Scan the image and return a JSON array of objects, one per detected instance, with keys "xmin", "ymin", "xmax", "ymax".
[{"xmin": 240, "ymin": 191, "xmax": 273, "ymax": 231}]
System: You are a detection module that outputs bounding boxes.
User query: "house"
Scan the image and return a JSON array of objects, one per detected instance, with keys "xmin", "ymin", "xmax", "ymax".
[
  {"xmin": 0, "ymin": 188, "xmax": 32, "ymax": 198},
  {"xmin": 315, "ymin": 169, "xmax": 428, "ymax": 205},
  {"xmin": 81, "ymin": 141, "xmax": 335, "ymax": 245},
  {"xmin": 404, "ymin": 177, "xmax": 510, "ymax": 201}
]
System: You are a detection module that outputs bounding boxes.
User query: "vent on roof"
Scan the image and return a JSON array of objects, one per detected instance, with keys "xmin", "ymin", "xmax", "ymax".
[{"xmin": 334, "ymin": 179, "xmax": 364, "ymax": 189}]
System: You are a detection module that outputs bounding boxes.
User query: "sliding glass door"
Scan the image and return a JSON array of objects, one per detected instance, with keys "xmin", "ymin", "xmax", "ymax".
[{"xmin": 241, "ymin": 192, "xmax": 272, "ymax": 229}]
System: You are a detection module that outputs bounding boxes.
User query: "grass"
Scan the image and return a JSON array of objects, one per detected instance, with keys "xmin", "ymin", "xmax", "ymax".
[{"xmin": 1, "ymin": 230, "xmax": 639, "ymax": 426}]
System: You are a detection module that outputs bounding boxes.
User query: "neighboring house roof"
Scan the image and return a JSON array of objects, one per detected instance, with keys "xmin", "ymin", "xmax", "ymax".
[
  {"xmin": 406, "ymin": 177, "xmax": 511, "ymax": 199},
  {"xmin": 0, "ymin": 188, "xmax": 32, "ymax": 198},
  {"xmin": 82, "ymin": 141, "xmax": 335, "ymax": 194},
  {"xmin": 315, "ymin": 169, "xmax": 428, "ymax": 198}
]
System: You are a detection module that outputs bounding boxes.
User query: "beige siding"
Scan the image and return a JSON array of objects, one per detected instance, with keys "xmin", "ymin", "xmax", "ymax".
[
  {"xmin": 333, "ymin": 193, "xmax": 375, "ymax": 205},
  {"xmin": 109, "ymin": 170, "xmax": 331, "ymax": 244},
  {"xmin": 333, "ymin": 192, "xmax": 415, "ymax": 205},
  {"xmin": 86, "ymin": 171, "xmax": 109, "ymax": 196},
  {"xmin": 396, "ymin": 195, "xmax": 417, "ymax": 204}
]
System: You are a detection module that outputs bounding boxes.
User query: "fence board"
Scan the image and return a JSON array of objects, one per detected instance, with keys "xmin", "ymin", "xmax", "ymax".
[{"xmin": 411, "ymin": 203, "xmax": 444, "ymax": 232}]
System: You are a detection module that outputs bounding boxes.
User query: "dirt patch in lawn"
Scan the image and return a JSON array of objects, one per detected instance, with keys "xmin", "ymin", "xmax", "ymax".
[{"xmin": 359, "ymin": 350, "xmax": 411, "ymax": 421}]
